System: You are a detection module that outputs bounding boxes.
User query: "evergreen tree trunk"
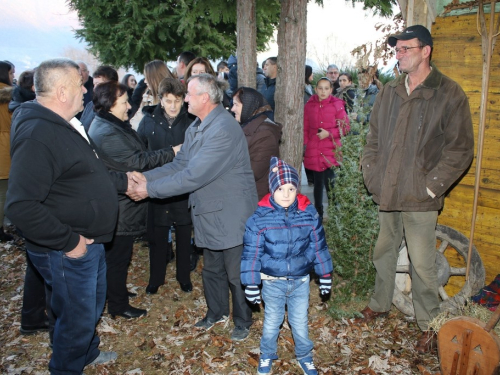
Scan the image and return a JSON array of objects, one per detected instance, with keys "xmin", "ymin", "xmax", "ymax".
[
  {"xmin": 275, "ymin": 0, "xmax": 307, "ymax": 170},
  {"xmin": 237, "ymin": 0, "xmax": 256, "ymax": 88}
]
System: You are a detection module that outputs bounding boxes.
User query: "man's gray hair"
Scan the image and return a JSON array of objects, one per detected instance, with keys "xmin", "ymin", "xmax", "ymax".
[
  {"xmin": 76, "ymin": 61, "xmax": 88, "ymax": 69},
  {"xmin": 187, "ymin": 74, "xmax": 223, "ymax": 104},
  {"xmin": 327, "ymin": 64, "xmax": 339, "ymax": 71},
  {"xmin": 34, "ymin": 58, "xmax": 80, "ymax": 97}
]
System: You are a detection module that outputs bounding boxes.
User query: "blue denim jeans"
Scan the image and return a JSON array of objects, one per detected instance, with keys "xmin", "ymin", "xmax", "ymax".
[
  {"xmin": 260, "ymin": 275, "xmax": 313, "ymax": 360},
  {"xmin": 27, "ymin": 243, "xmax": 107, "ymax": 375}
]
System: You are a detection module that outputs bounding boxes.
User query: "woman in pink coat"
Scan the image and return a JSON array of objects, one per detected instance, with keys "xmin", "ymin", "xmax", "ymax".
[{"xmin": 303, "ymin": 77, "xmax": 349, "ymax": 222}]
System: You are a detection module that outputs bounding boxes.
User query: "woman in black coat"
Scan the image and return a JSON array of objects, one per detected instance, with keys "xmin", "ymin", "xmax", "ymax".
[
  {"xmin": 304, "ymin": 65, "xmax": 314, "ymax": 105},
  {"xmin": 9, "ymin": 70, "xmax": 36, "ymax": 113},
  {"xmin": 137, "ymin": 78, "xmax": 195, "ymax": 294},
  {"xmin": 88, "ymin": 81, "xmax": 177, "ymax": 319},
  {"xmin": 121, "ymin": 73, "xmax": 137, "ymax": 106}
]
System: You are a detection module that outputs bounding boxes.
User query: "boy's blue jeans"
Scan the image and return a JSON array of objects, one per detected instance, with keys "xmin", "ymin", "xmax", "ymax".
[
  {"xmin": 260, "ymin": 275, "xmax": 313, "ymax": 360},
  {"xmin": 27, "ymin": 244, "xmax": 106, "ymax": 375}
]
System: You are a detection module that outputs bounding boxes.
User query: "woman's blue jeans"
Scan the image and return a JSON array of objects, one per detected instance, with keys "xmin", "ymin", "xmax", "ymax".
[
  {"xmin": 260, "ymin": 275, "xmax": 313, "ymax": 360},
  {"xmin": 27, "ymin": 244, "xmax": 106, "ymax": 375}
]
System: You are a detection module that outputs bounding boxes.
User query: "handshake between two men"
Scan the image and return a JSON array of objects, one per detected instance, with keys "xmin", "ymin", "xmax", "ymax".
[
  {"xmin": 125, "ymin": 144, "xmax": 182, "ymax": 201},
  {"xmin": 126, "ymin": 172, "xmax": 149, "ymax": 201}
]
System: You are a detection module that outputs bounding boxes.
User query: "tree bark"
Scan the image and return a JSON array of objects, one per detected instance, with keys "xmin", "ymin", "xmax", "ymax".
[
  {"xmin": 275, "ymin": 0, "xmax": 307, "ymax": 171},
  {"xmin": 237, "ymin": 0, "xmax": 257, "ymax": 88}
]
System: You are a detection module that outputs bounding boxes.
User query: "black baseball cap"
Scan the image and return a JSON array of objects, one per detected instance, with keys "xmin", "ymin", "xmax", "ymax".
[{"xmin": 388, "ymin": 25, "xmax": 433, "ymax": 47}]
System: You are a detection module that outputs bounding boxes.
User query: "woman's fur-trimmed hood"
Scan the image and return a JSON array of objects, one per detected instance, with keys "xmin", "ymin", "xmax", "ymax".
[{"xmin": 0, "ymin": 83, "xmax": 14, "ymax": 104}]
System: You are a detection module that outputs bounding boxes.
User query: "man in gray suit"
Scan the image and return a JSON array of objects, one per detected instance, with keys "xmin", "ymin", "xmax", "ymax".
[{"xmin": 127, "ymin": 74, "xmax": 257, "ymax": 341}]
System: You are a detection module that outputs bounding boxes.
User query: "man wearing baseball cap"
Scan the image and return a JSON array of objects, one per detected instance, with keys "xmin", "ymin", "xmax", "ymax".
[{"xmin": 358, "ymin": 24, "xmax": 474, "ymax": 353}]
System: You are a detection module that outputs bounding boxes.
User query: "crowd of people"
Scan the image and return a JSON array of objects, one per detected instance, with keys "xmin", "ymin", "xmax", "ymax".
[{"xmin": 0, "ymin": 24, "xmax": 475, "ymax": 375}]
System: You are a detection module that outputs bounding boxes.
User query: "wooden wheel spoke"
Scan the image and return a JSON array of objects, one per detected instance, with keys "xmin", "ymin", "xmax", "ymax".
[
  {"xmin": 396, "ymin": 265, "xmax": 410, "ymax": 273},
  {"xmin": 438, "ymin": 286, "xmax": 450, "ymax": 301},
  {"xmin": 437, "ymin": 240, "xmax": 449, "ymax": 254},
  {"xmin": 449, "ymin": 267, "xmax": 466, "ymax": 276}
]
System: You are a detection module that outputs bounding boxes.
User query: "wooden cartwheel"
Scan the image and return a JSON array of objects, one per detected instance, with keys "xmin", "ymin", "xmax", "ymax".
[
  {"xmin": 438, "ymin": 307, "xmax": 500, "ymax": 375},
  {"xmin": 392, "ymin": 225, "xmax": 485, "ymax": 317}
]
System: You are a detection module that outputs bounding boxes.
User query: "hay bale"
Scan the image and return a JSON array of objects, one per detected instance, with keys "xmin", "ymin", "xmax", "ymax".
[{"xmin": 429, "ymin": 301, "xmax": 500, "ymax": 336}]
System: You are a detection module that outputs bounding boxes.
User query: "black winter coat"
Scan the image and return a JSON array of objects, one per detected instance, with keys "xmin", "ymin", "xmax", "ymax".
[
  {"xmin": 129, "ymin": 78, "xmax": 147, "ymax": 118},
  {"xmin": 83, "ymin": 77, "xmax": 94, "ymax": 108},
  {"xmin": 259, "ymin": 77, "xmax": 276, "ymax": 111},
  {"xmin": 8, "ymin": 86, "xmax": 35, "ymax": 113},
  {"xmin": 88, "ymin": 112, "xmax": 175, "ymax": 235},
  {"xmin": 81, "ymin": 101, "xmax": 95, "ymax": 131},
  {"xmin": 137, "ymin": 104, "xmax": 194, "ymax": 226},
  {"xmin": 6, "ymin": 102, "xmax": 126, "ymax": 253}
]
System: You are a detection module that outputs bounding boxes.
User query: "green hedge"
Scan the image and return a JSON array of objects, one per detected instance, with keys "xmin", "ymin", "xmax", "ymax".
[{"xmin": 325, "ymin": 90, "xmax": 380, "ymax": 318}]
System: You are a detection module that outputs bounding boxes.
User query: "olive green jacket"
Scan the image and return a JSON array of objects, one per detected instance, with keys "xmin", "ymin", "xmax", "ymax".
[{"xmin": 362, "ymin": 64, "xmax": 474, "ymax": 211}]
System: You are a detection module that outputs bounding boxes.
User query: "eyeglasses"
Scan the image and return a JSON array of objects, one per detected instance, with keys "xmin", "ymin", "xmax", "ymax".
[
  {"xmin": 394, "ymin": 46, "xmax": 424, "ymax": 54},
  {"xmin": 326, "ymin": 71, "xmax": 338, "ymax": 75}
]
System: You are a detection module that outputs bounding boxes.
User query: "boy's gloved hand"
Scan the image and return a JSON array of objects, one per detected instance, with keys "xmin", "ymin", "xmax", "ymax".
[
  {"xmin": 245, "ymin": 285, "xmax": 261, "ymax": 304},
  {"xmin": 319, "ymin": 275, "xmax": 332, "ymax": 295}
]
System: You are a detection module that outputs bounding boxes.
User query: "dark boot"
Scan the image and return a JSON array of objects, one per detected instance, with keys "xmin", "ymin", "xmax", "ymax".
[
  {"xmin": 0, "ymin": 227, "xmax": 13, "ymax": 242},
  {"xmin": 190, "ymin": 244, "xmax": 200, "ymax": 271}
]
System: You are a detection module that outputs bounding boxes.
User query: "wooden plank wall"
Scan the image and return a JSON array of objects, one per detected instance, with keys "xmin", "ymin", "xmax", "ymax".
[{"xmin": 432, "ymin": 14, "xmax": 500, "ymax": 292}]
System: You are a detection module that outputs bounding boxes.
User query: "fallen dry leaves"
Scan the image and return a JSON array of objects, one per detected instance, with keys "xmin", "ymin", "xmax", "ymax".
[{"xmin": 0, "ymin": 227, "xmax": 442, "ymax": 374}]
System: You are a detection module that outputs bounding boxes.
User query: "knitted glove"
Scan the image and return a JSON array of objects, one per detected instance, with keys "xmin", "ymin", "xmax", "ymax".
[
  {"xmin": 245, "ymin": 285, "xmax": 261, "ymax": 304},
  {"xmin": 319, "ymin": 275, "xmax": 332, "ymax": 295}
]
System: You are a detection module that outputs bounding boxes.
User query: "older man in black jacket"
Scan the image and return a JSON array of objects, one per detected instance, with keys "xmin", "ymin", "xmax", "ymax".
[{"xmin": 6, "ymin": 59, "xmax": 127, "ymax": 374}]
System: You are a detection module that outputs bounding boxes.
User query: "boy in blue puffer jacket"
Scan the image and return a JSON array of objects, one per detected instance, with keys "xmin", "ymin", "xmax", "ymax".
[{"xmin": 241, "ymin": 157, "xmax": 333, "ymax": 375}]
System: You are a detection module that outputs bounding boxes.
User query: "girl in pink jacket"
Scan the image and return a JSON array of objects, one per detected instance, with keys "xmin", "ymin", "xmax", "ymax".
[{"xmin": 303, "ymin": 77, "xmax": 349, "ymax": 221}]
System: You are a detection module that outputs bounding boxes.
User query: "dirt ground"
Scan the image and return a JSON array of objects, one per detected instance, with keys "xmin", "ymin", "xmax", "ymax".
[{"xmin": 0, "ymin": 229, "xmax": 442, "ymax": 375}]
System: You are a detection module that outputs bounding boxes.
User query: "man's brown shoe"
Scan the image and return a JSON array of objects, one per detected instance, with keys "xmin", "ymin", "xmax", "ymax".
[
  {"xmin": 415, "ymin": 331, "xmax": 437, "ymax": 354},
  {"xmin": 354, "ymin": 306, "xmax": 389, "ymax": 323}
]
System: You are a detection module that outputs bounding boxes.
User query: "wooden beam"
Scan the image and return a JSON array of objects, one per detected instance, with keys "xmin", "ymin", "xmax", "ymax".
[
  {"xmin": 408, "ymin": 0, "xmax": 415, "ymax": 25},
  {"xmin": 424, "ymin": 0, "xmax": 437, "ymax": 22},
  {"xmin": 397, "ymin": 0, "xmax": 408, "ymax": 20},
  {"xmin": 398, "ymin": 0, "xmax": 437, "ymax": 28},
  {"xmin": 443, "ymin": 0, "xmax": 494, "ymax": 14}
]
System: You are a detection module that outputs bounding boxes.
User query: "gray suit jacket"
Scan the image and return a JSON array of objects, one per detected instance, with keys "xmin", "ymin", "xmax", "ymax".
[{"xmin": 144, "ymin": 104, "xmax": 258, "ymax": 250}]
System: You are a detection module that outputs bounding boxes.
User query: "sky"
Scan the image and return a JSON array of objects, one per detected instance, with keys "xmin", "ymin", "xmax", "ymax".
[
  {"xmin": 0, "ymin": 0, "xmax": 394, "ymax": 76},
  {"xmin": 1, "ymin": 0, "xmax": 82, "ymax": 70}
]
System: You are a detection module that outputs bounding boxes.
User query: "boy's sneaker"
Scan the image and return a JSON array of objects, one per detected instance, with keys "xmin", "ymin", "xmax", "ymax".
[
  {"xmin": 298, "ymin": 356, "xmax": 318, "ymax": 375},
  {"xmin": 88, "ymin": 351, "xmax": 117, "ymax": 366},
  {"xmin": 230, "ymin": 325, "xmax": 249, "ymax": 341},
  {"xmin": 194, "ymin": 315, "xmax": 227, "ymax": 330},
  {"xmin": 257, "ymin": 354, "xmax": 278, "ymax": 374}
]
